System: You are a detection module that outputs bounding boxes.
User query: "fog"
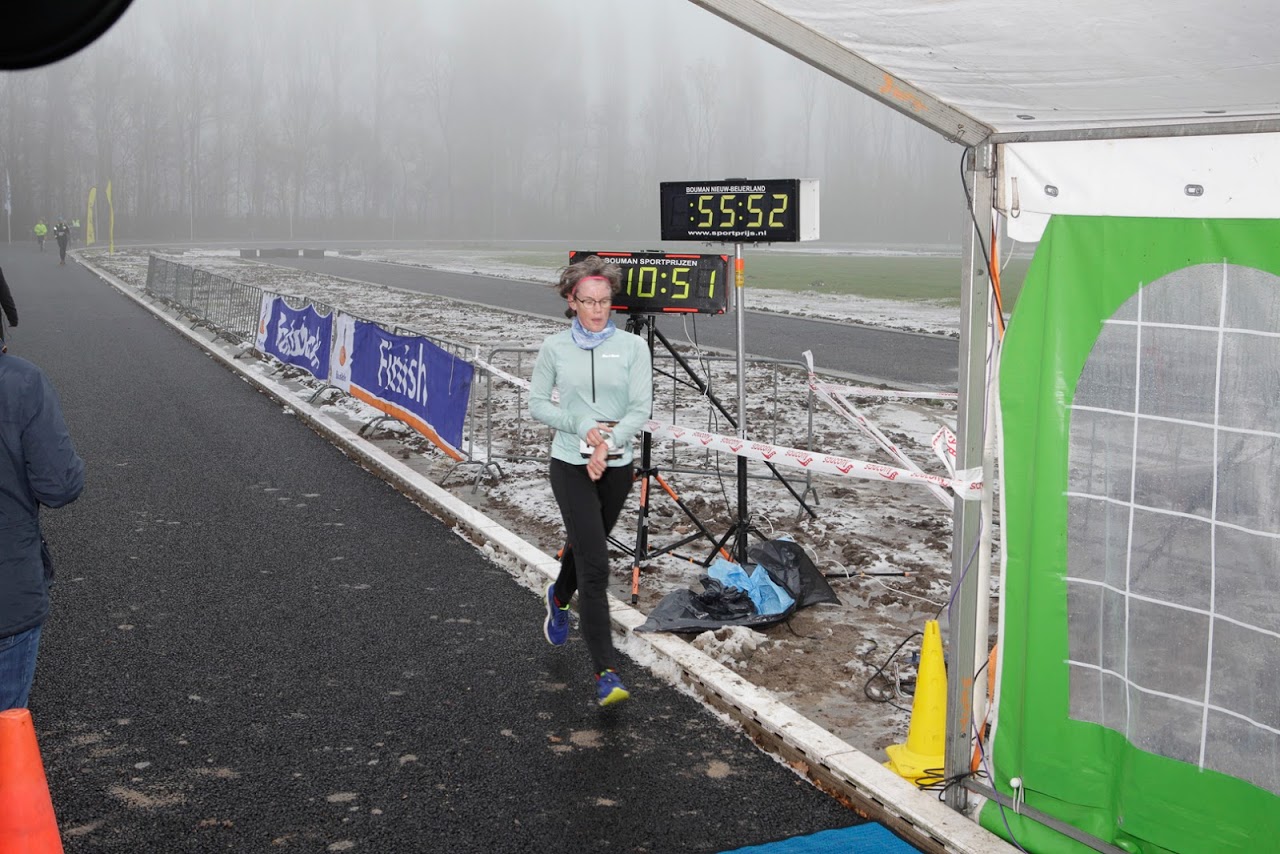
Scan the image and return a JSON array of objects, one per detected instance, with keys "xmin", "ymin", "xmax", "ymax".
[{"xmin": 0, "ymin": 0, "xmax": 964, "ymax": 246}]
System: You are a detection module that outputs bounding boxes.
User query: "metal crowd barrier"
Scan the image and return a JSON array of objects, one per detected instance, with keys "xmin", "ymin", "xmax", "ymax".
[
  {"xmin": 145, "ymin": 255, "xmax": 268, "ymax": 344},
  {"xmin": 143, "ymin": 254, "xmax": 817, "ymax": 509}
]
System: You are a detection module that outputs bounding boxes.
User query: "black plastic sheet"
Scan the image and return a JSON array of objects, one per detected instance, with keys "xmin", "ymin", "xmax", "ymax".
[
  {"xmin": 636, "ymin": 538, "xmax": 839, "ymax": 634},
  {"xmin": 749, "ymin": 538, "xmax": 840, "ymax": 609},
  {"xmin": 636, "ymin": 576, "xmax": 795, "ymax": 634}
]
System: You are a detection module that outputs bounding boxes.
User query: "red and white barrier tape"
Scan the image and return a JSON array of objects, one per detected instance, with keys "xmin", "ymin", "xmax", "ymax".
[
  {"xmin": 932, "ymin": 425, "xmax": 958, "ymax": 478},
  {"xmin": 810, "ymin": 383, "xmax": 958, "ymax": 401},
  {"xmin": 803, "ymin": 351, "xmax": 957, "ymax": 508},
  {"xmin": 474, "ymin": 357, "xmax": 531, "ymax": 392},
  {"xmin": 643, "ymin": 420, "xmax": 982, "ymax": 499},
  {"xmin": 474, "ymin": 356, "xmax": 982, "ymax": 499}
]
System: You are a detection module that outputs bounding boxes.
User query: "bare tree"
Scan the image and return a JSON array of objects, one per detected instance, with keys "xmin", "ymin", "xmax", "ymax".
[{"xmin": 277, "ymin": 43, "xmax": 325, "ymax": 238}]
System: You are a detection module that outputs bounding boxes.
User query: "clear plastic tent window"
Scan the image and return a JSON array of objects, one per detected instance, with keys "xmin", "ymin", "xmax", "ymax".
[{"xmin": 1065, "ymin": 263, "xmax": 1280, "ymax": 796}]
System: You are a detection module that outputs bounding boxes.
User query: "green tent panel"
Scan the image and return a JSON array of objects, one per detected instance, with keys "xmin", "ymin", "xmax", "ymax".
[{"xmin": 984, "ymin": 216, "xmax": 1280, "ymax": 853}]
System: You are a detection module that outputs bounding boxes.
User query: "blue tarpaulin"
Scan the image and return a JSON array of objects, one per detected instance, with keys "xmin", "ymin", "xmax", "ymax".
[{"xmin": 707, "ymin": 557, "xmax": 795, "ymax": 616}]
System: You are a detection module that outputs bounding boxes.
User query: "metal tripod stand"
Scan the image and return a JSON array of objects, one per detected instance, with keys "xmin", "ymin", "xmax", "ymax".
[{"xmin": 622, "ymin": 312, "xmax": 816, "ymax": 603}]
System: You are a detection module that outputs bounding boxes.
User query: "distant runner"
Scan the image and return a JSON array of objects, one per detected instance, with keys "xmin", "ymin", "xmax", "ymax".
[
  {"xmin": 53, "ymin": 218, "xmax": 70, "ymax": 265},
  {"xmin": 33, "ymin": 220, "xmax": 46, "ymax": 251}
]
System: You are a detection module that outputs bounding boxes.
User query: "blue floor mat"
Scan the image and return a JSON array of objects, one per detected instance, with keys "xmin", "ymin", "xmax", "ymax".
[{"xmin": 721, "ymin": 822, "xmax": 920, "ymax": 853}]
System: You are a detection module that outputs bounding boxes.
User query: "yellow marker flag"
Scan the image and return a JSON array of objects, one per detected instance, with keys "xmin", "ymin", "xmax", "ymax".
[
  {"xmin": 106, "ymin": 180, "xmax": 114, "ymax": 254},
  {"xmin": 86, "ymin": 187, "xmax": 97, "ymax": 246}
]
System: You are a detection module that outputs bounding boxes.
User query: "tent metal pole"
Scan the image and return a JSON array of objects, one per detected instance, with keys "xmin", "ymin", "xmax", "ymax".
[
  {"xmin": 964, "ymin": 781, "xmax": 1133, "ymax": 854},
  {"xmin": 987, "ymin": 116, "xmax": 1280, "ymax": 145},
  {"xmin": 971, "ymin": 355, "xmax": 997, "ymax": 735},
  {"xmin": 733, "ymin": 242, "xmax": 749, "ymax": 563},
  {"xmin": 945, "ymin": 143, "xmax": 993, "ymax": 811},
  {"xmin": 686, "ymin": 0, "xmax": 989, "ymax": 146}
]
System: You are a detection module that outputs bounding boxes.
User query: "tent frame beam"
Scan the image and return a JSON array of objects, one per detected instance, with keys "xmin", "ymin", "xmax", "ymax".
[
  {"xmin": 687, "ymin": 0, "xmax": 991, "ymax": 147},
  {"xmin": 990, "ymin": 117, "xmax": 1280, "ymax": 144},
  {"xmin": 964, "ymin": 781, "xmax": 1133, "ymax": 854}
]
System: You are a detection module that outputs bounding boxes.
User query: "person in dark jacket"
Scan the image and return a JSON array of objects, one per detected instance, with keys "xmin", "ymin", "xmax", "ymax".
[
  {"xmin": 0, "ymin": 267, "xmax": 16, "ymax": 348},
  {"xmin": 0, "ymin": 347, "xmax": 84, "ymax": 709},
  {"xmin": 53, "ymin": 219, "xmax": 70, "ymax": 265}
]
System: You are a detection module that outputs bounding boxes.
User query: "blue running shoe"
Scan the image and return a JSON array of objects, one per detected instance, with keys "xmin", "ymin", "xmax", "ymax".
[
  {"xmin": 595, "ymin": 669, "xmax": 630, "ymax": 706},
  {"xmin": 544, "ymin": 583, "xmax": 569, "ymax": 646}
]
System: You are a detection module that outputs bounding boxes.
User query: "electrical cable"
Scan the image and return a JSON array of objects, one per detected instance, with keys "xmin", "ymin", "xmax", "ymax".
[
  {"xmin": 681, "ymin": 313, "xmax": 716, "ymax": 398},
  {"xmin": 873, "ymin": 576, "xmax": 945, "ymax": 609},
  {"xmin": 820, "ymin": 558, "xmax": 854, "ymax": 580},
  {"xmin": 940, "ymin": 514, "xmax": 985, "ymax": 619},
  {"xmin": 916, "ymin": 766, "xmax": 975, "ymax": 796},
  {"xmin": 1000, "ymin": 222, "xmax": 1023, "ymax": 275},
  {"xmin": 862, "ymin": 631, "xmax": 920, "ymax": 714},
  {"xmin": 917, "ymin": 710, "xmax": 1002, "ymax": 800},
  {"xmin": 676, "ymin": 312, "xmax": 733, "ymax": 519},
  {"xmin": 989, "ymin": 221, "xmax": 1007, "ymax": 339},
  {"xmin": 798, "ymin": 540, "xmax": 821, "ymax": 566},
  {"xmin": 959, "ymin": 147, "xmax": 1006, "ymax": 337},
  {"xmin": 782, "ymin": 619, "xmax": 822, "ymax": 641},
  {"xmin": 975, "ymin": 715, "xmax": 1032, "ymax": 853}
]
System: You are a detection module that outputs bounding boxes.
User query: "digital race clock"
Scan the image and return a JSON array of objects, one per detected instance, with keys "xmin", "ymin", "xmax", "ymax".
[
  {"xmin": 568, "ymin": 251, "xmax": 729, "ymax": 315},
  {"xmin": 659, "ymin": 179, "xmax": 819, "ymax": 243}
]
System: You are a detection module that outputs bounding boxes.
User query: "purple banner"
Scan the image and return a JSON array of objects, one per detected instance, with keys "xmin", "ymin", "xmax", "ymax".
[
  {"xmin": 349, "ymin": 322, "xmax": 473, "ymax": 454},
  {"xmin": 261, "ymin": 299, "xmax": 333, "ymax": 380}
]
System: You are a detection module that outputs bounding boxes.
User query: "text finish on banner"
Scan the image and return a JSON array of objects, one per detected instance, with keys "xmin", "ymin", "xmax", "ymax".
[{"xmin": 347, "ymin": 321, "xmax": 473, "ymax": 453}]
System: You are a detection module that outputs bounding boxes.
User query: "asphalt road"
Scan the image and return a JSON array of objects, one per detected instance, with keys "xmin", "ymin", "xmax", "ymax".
[
  {"xmin": 272, "ymin": 255, "xmax": 960, "ymax": 389},
  {"xmin": 1, "ymin": 241, "xmax": 866, "ymax": 851}
]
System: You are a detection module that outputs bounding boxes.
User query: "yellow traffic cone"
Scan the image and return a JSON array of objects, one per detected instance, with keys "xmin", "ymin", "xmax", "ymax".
[{"xmin": 885, "ymin": 619, "xmax": 947, "ymax": 784}]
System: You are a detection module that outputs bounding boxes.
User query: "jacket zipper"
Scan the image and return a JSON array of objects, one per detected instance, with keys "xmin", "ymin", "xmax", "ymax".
[{"xmin": 590, "ymin": 349, "xmax": 596, "ymax": 402}]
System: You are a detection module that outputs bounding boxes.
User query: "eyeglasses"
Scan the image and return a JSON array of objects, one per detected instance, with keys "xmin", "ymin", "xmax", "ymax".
[{"xmin": 573, "ymin": 297, "xmax": 613, "ymax": 309}]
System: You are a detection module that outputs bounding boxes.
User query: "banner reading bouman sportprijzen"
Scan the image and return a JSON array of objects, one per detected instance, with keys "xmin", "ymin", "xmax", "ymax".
[{"xmin": 255, "ymin": 292, "xmax": 333, "ymax": 381}]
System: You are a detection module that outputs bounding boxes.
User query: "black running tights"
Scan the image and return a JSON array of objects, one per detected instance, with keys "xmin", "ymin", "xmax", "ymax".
[{"xmin": 548, "ymin": 458, "xmax": 633, "ymax": 674}]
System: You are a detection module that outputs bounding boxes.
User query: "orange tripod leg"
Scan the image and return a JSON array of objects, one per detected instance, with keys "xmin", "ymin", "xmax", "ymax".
[{"xmin": 631, "ymin": 478, "xmax": 649, "ymax": 604}]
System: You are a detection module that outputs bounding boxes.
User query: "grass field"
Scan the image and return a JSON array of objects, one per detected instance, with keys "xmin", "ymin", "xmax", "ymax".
[{"xmin": 483, "ymin": 247, "xmax": 1032, "ymax": 312}]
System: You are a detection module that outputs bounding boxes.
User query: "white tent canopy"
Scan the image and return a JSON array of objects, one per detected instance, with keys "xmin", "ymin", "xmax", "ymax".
[
  {"xmin": 692, "ymin": 1, "xmax": 1280, "ymax": 236},
  {"xmin": 690, "ymin": 0, "xmax": 1280, "ymax": 144},
  {"xmin": 998, "ymin": 132, "xmax": 1280, "ymax": 239}
]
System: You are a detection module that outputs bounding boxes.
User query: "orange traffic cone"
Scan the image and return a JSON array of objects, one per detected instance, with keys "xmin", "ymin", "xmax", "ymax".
[
  {"xmin": 884, "ymin": 620, "xmax": 947, "ymax": 785},
  {"xmin": 0, "ymin": 708, "xmax": 64, "ymax": 852}
]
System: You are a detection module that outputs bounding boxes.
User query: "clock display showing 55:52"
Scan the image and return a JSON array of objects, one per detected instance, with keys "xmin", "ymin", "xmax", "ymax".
[
  {"xmin": 569, "ymin": 250, "xmax": 729, "ymax": 315},
  {"xmin": 659, "ymin": 179, "xmax": 819, "ymax": 243}
]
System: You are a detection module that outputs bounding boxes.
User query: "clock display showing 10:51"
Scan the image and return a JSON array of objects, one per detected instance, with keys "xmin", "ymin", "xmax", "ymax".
[{"xmin": 568, "ymin": 250, "xmax": 729, "ymax": 315}]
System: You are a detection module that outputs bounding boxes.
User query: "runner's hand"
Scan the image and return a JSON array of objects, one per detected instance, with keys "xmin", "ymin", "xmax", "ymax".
[
  {"xmin": 586, "ymin": 443, "xmax": 608, "ymax": 481},
  {"xmin": 585, "ymin": 425, "xmax": 611, "ymax": 448}
]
